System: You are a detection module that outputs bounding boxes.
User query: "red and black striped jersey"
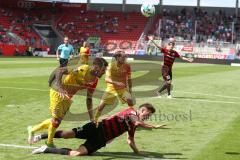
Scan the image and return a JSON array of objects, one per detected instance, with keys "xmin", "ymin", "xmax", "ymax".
[
  {"xmin": 161, "ymin": 48, "xmax": 180, "ymax": 68},
  {"xmin": 102, "ymin": 107, "xmax": 138, "ymax": 141}
]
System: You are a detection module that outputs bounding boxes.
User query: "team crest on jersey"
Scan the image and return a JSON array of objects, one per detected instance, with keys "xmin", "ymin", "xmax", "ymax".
[{"xmin": 130, "ymin": 111, "xmax": 137, "ymax": 116}]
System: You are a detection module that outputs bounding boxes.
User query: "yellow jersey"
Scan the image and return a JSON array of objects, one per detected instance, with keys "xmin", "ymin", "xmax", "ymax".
[
  {"xmin": 63, "ymin": 65, "xmax": 98, "ymax": 97},
  {"xmin": 106, "ymin": 62, "xmax": 131, "ymax": 90},
  {"xmin": 80, "ymin": 47, "xmax": 90, "ymax": 56}
]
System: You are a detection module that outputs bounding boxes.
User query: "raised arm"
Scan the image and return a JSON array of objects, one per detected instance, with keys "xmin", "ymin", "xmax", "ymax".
[
  {"xmin": 180, "ymin": 56, "xmax": 194, "ymax": 62},
  {"xmin": 148, "ymin": 36, "xmax": 162, "ymax": 50}
]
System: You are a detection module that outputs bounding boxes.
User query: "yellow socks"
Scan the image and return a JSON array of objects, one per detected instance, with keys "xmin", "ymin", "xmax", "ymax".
[
  {"xmin": 47, "ymin": 123, "xmax": 57, "ymax": 145},
  {"xmin": 31, "ymin": 119, "xmax": 51, "ymax": 133}
]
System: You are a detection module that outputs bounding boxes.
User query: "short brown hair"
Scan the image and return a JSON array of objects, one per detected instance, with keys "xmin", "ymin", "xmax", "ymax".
[
  {"xmin": 113, "ymin": 50, "xmax": 125, "ymax": 60},
  {"xmin": 139, "ymin": 103, "xmax": 155, "ymax": 113},
  {"xmin": 93, "ymin": 57, "xmax": 108, "ymax": 68}
]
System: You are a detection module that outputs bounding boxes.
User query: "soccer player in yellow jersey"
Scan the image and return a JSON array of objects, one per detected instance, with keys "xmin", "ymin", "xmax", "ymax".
[
  {"xmin": 80, "ymin": 41, "xmax": 90, "ymax": 64},
  {"xmin": 94, "ymin": 51, "xmax": 133, "ymax": 124},
  {"xmin": 27, "ymin": 58, "xmax": 108, "ymax": 147}
]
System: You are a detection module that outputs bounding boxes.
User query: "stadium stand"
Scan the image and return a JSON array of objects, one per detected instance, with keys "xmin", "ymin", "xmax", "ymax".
[
  {"xmin": 0, "ymin": 0, "xmax": 239, "ymax": 59},
  {"xmin": 153, "ymin": 8, "xmax": 235, "ymax": 43}
]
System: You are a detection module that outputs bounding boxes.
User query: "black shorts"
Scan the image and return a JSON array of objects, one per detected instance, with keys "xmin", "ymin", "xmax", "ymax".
[
  {"xmin": 59, "ymin": 58, "xmax": 68, "ymax": 67},
  {"xmin": 161, "ymin": 65, "xmax": 172, "ymax": 81},
  {"xmin": 72, "ymin": 122, "xmax": 107, "ymax": 154}
]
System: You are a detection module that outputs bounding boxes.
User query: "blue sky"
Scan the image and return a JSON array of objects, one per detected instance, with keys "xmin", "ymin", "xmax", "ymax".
[{"xmin": 68, "ymin": 0, "xmax": 237, "ymax": 8}]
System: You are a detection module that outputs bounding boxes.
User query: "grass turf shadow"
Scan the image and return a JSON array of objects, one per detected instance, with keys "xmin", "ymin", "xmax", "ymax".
[{"xmin": 93, "ymin": 151, "xmax": 186, "ymax": 159}]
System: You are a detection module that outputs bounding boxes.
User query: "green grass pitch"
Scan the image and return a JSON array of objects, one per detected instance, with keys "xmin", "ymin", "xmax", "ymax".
[{"xmin": 0, "ymin": 57, "xmax": 240, "ymax": 160}]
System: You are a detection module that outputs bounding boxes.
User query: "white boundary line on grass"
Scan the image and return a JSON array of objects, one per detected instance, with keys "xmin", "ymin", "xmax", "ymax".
[
  {"xmin": 0, "ymin": 143, "xmax": 38, "ymax": 149},
  {"xmin": 0, "ymin": 86, "xmax": 48, "ymax": 92},
  {"xmin": 172, "ymin": 98, "xmax": 238, "ymax": 104},
  {"xmin": 151, "ymin": 97, "xmax": 238, "ymax": 104},
  {"xmin": 0, "ymin": 86, "xmax": 239, "ymax": 104},
  {"xmin": 173, "ymin": 91, "xmax": 240, "ymax": 99}
]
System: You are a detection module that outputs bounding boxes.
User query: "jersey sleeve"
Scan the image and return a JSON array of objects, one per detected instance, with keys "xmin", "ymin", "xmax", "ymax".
[
  {"xmin": 127, "ymin": 109, "xmax": 138, "ymax": 137},
  {"xmin": 86, "ymin": 47, "xmax": 90, "ymax": 55},
  {"xmin": 174, "ymin": 51, "xmax": 180, "ymax": 58},
  {"xmin": 70, "ymin": 45, "xmax": 74, "ymax": 53},
  {"xmin": 161, "ymin": 48, "xmax": 168, "ymax": 54},
  {"xmin": 57, "ymin": 44, "xmax": 63, "ymax": 51}
]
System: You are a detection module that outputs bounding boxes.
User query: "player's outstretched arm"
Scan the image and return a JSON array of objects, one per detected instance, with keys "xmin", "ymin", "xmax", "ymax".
[
  {"xmin": 148, "ymin": 36, "xmax": 162, "ymax": 50},
  {"xmin": 105, "ymin": 76, "xmax": 126, "ymax": 88},
  {"xmin": 135, "ymin": 121, "xmax": 166, "ymax": 129},
  {"xmin": 181, "ymin": 56, "xmax": 194, "ymax": 62}
]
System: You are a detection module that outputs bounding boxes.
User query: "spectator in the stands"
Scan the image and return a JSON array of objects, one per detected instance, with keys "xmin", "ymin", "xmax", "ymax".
[{"xmin": 113, "ymin": 28, "xmax": 118, "ymax": 33}]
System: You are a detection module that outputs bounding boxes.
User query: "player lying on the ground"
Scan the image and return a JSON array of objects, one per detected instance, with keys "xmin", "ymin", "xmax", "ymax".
[
  {"xmin": 148, "ymin": 36, "xmax": 193, "ymax": 98},
  {"xmin": 27, "ymin": 58, "xmax": 108, "ymax": 147},
  {"xmin": 94, "ymin": 51, "xmax": 134, "ymax": 125},
  {"xmin": 32, "ymin": 103, "xmax": 166, "ymax": 156}
]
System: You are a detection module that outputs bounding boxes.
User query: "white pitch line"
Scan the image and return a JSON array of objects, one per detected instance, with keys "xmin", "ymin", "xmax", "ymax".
[
  {"xmin": 0, "ymin": 86, "xmax": 239, "ymax": 103},
  {"xmin": 172, "ymin": 98, "xmax": 238, "ymax": 104},
  {"xmin": 0, "ymin": 86, "xmax": 48, "ymax": 92},
  {"xmin": 174, "ymin": 91, "xmax": 240, "ymax": 99},
  {"xmin": 0, "ymin": 143, "xmax": 38, "ymax": 149},
  {"xmin": 151, "ymin": 97, "xmax": 238, "ymax": 104}
]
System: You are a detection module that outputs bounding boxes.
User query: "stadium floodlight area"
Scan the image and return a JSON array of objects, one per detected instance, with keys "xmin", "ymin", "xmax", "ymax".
[
  {"xmin": 28, "ymin": 0, "xmax": 239, "ymax": 8},
  {"xmin": 126, "ymin": 0, "xmax": 159, "ymax": 5},
  {"xmin": 69, "ymin": 0, "xmax": 87, "ymax": 3},
  {"xmin": 200, "ymin": 0, "xmax": 236, "ymax": 8},
  {"xmin": 163, "ymin": 0, "xmax": 197, "ymax": 6}
]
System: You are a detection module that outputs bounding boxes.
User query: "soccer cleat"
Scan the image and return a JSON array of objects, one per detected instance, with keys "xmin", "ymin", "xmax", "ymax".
[
  {"xmin": 27, "ymin": 126, "xmax": 34, "ymax": 145},
  {"xmin": 45, "ymin": 141, "xmax": 56, "ymax": 148},
  {"xmin": 32, "ymin": 134, "xmax": 42, "ymax": 144},
  {"xmin": 156, "ymin": 91, "xmax": 162, "ymax": 98},
  {"xmin": 167, "ymin": 95, "xmax": 172, "ymax": 99},
  {"xmin": 32, "ymin": 145, "xmax": 48, "ymax": 154}
]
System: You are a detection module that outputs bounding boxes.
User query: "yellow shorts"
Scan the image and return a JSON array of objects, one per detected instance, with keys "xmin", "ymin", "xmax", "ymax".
[
  {"xmin": 101, "ymin": 87, "xmax": 132, "ymax": 105},
  {"xmin": 49, "ymin": 88, "xmax": 72, "ymax": 120},
  {"xmin": 80, "ymin": 55, "xmax": 89, "ymax": 64}
]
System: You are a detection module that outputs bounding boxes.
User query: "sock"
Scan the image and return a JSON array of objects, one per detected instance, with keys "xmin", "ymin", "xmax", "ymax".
[
  {"xmin": 167, "ymin": 84, "xmax": 171, "ymax": 96},
  {"xmin": 40, "ymin": 133, "xmax": 48, "ymax": 139},
  {"xmin": 94, "ymin": 110, "xmax": 102, "ymax": 122},
  {"xmin": 158, "ymin": 83, "xmax": 168, "ymax": 94},
  {"xmin": 54, "ymin": 130, "xmax": 63, "ymax": 138},
  {"xmin": 47, "ymin": 123, "xmax": 58, "ymax": 145},
  {"xmin": 44, "ymin": 147, "xmax": 71, "ymax": 155},
  {"xmin": 32, "ymin": 119, "xmax": 51, "ymax": 133},
  {"xmin": 40, "ymin": 130, "xmax": 63, "ymax": 139}
]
